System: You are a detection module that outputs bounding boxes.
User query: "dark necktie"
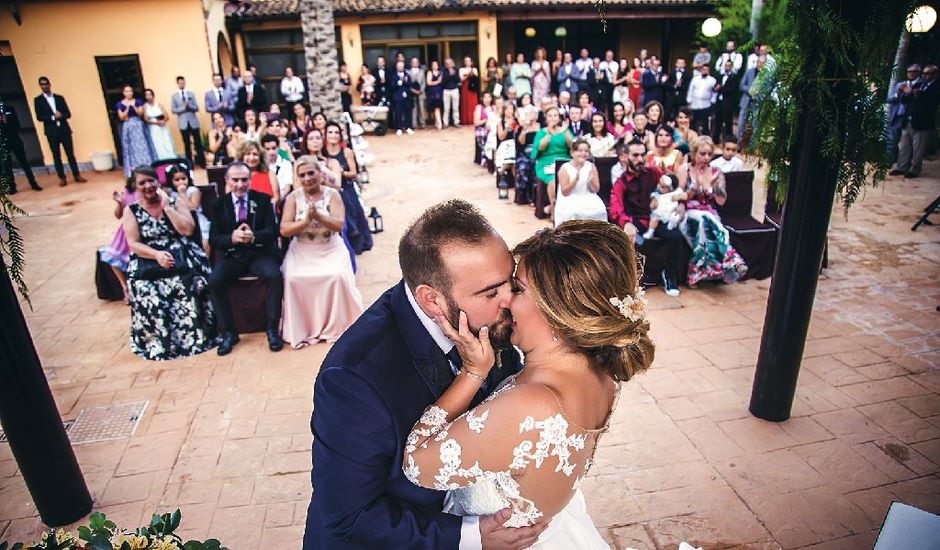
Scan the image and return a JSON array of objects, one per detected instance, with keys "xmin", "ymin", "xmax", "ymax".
[
  {"xmin": 445, "ymin": 346, "xmax": 463, "ymax": 374},
  {"xmin": 218, "ymin": 90, "xmax": 223, "ymax": 102},
  {"xmin": 237, "ymin": 197, "xmax": 247, "ymax": 224}
]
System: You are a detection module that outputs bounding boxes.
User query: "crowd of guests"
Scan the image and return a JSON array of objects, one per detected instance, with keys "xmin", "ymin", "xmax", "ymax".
[
  {"xmin": 452, "ymin": 43, "xmax": 774, "ymax": 297},
  {"xmin": 94, "ymin": 63, "xmax": 376, "ymax": 361}
]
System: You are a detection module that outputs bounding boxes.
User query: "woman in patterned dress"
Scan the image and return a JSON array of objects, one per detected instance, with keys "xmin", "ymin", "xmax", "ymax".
[
  {"xmin": 123, "ymin": 166, "xmax": 217, "ymax": 361},
  {"xmin": 116, "ymin": 85, "xmax": 155, "ymax": 177},
  {"xmin": 676, "ymin": 136, "xmax": 748, "ymax": 286},
  {"xmin": 403, "ymin": 220, "xmax": 654, "ymax": 548}
]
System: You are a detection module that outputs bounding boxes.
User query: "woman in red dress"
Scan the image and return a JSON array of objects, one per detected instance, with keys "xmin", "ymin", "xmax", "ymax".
[
  {"xmin": 459, "ymin": 56, "xmax": 479, "ymax": 126},
  {"xmin": 628, "ymin": 57, "xmax": 643, "ymax": 110}
]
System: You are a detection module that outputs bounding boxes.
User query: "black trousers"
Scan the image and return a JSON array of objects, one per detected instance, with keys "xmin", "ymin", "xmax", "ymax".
[
  {"xmin": 46, "ymin": 130, "xmax": 80, "ymax": 179},
  {"xmin": 7, "ymin": 135, "xmax": 38, "ymax": 186},
  {"xmin": 180, "ymin": 126, "xmax": 205, "ymax": 166},
  {"xmin": 209, "ymin": 253, "xmax": 283, "ymax": 333},
  {"xmin": 392, "ymin": 100, "xmax": 411, "ymax": 130},
  {"xmin": 712, "ymin": 100, "xmax": 736, "ymax": 142},
  {"xmin": 654, "ymin": 224, "xmax": 685, "ymax": 283},
  {"xmin": 691, "ymin": 107, "xmax": 711, "ymax": 138}
]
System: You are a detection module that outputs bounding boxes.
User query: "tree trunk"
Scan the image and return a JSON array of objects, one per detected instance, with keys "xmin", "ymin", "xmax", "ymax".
[
  {"xmin": 886, "ymin": 30, "xmax": 910, "ymax": 115},
  {"xmin": 751, "ymin": 0, "xmax": 764, "ymax": 39},
  {"xmin": 300, "ymin": 0, "xmax": 343, "ymax": 121}
]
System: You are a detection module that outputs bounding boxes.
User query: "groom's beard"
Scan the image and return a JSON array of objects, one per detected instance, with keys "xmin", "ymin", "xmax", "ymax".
[{"xmin": 445, "ymin": 297, "xmax": 514, "ymax": 350}]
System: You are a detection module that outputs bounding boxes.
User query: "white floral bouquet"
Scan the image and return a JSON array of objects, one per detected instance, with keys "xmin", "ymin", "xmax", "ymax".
[{"xmin": 0, "ymin": 510, "xmax": 227, "ymax": 550}]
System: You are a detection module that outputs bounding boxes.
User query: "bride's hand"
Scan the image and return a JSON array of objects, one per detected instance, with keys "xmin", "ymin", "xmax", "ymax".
[{"xmin": 434, "ymin": 311, "xmax": 495, "ymax": 379}]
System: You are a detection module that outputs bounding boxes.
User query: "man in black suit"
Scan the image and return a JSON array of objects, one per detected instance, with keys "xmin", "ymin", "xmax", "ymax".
[
  {"xmin": 664, "ymin": 58, "xmax": 690, "ymax": 121},
  {"xmin": 640, "ymin": 56, "xmax": 666, "ymax": 106},
  {"xmin": 891, "ymin": 64, "xmax": 939, "ymax": 179},
  {"xmin": 236, "ymin": 71, "xmax": 267, "ymax": 119},
  {"xmin": 0, "ymin": 100, "xmax": 42, "ymax": 193},
  {"xmin": 372, "ymin": 56, "xmax": 390, "ymax": 107},
  {"xmin": 389, "ymin": 60, "xmax": 414, "ymax": 135},
  {"xmin": 33, "ymin": 76, "xmax": 86, "ymax": 187},
  {"xmin": 208, "ymin": 162, "xmax": 284, "ymax": 355},
  {"xmin": 711, "ymin": 59, "xmax": 740, "ymax": 142}
]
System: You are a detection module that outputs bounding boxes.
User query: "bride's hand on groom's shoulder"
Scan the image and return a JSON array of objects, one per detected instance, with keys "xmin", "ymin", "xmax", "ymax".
[
  {"xmin": 480, "ymin": 508, "xmax": 550, "ymax": 550},
  {"xmin": 434, "ymin": 311, "xmax": 495, "ymax": 378}
]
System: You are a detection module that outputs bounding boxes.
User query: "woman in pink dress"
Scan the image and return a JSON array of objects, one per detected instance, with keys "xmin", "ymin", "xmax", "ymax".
[
  {"xmin": 98, "ymin": 176, "xmax": 139, "ymax": 303},
  {"xmin": 280, "ymin": 156, "xmax": 363, "ymax": 347},
  {"xmin": 531, "ymin": 47, "xmax": 551, "ymax": 106}
]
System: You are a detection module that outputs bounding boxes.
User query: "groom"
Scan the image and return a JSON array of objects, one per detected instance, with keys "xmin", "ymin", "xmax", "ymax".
[{"xmin": 303, "ymin": 200, "xmax": 547, "ymax": 549}]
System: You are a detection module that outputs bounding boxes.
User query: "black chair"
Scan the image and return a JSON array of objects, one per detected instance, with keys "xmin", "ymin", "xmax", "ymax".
[
  {"xmin": 95, "ymin": 250, "xmax": 125, "ymax": 301},
  {"xmin": 151, "ymin": 158, "xmax": 193, "ymax": 186},
  {"xmin": 716, "ymin": 171, "xmax": 779, "ymax": 280},
  {"xmin": 206, "ymin": 166, "xmax": 227, "ymax": 193}
]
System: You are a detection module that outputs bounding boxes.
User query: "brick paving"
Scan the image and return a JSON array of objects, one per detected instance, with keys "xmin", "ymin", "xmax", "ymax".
[{"xmin": 0, "ymin": 128, "xmax": 938, "ymax": 550}]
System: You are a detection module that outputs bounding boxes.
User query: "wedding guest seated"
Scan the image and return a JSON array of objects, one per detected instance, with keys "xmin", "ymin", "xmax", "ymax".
[
  {"xmin": 279, "ymin": 156, "xmax": 363, "ymax": 347},
  {"xmin": 262, "ymin": 133, "xmax": 294, "ymax": 198},
  {"xmin": 235, "ymin": 139, "xmax": 281, "ymax": 204},
  {"xmin": 99, "ymin": 175, "xmax": 138, "ymax": 304},
  {"xmin": 676, "ymin": 136, "xmax": 748, "ymax": 286},
  {"xmin": 647, "ymin": 125, "xmax": 684, "ymax": 173},
  {"xmin": 584, "ymin": 112, "xmax": 616, "ymax": 157},
  {"xmin": 123, "ymin": 166, "xmax": 217, "ymax": 360},
  {"xmin": 208, "ymin": 162, "xmax": 284, "ymax": 355},
  {"xmin": 167, "ymin": 164, "xmax": 210, "ymax": 251},
  {"xmin": 674, "ymin": 107, "xmax": 699, "ymax": 154},
  {"xmin": 609, "ymin": 140, "xmax": 684, "ymax": 297},
  {"xmin": 641, "ymin": 173, "xmax": 687, "ymax": 241},
  {"xmin": 225, "ymin": 120, "xmax": 248, "ymax": 168},
  {"xmin": 207, "ymin": 112, "xmax": 232, "ymax": 166},
  {"xmin": 244, "ymin": 108, "xmax": 264, "ymax": 142},
  {"xmin": 606, "ymin": 101, "xmax": 634, "ymax": 141},
  {"xmin": 555, "ymin": 139, "xmax": 608, "ymax": 226},
  {"xmin": 632, "ymin": 111, "xmax": 654, "ymax": 148},
  {"xmin": 710, "ymin": 134, "xmax": 744, "ymax": 173}
]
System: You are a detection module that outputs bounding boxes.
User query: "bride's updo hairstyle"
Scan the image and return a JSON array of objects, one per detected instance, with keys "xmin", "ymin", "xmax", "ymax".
[{"xmin": 512, "ymin": 220, "xmax": 654, "ymax": 382}]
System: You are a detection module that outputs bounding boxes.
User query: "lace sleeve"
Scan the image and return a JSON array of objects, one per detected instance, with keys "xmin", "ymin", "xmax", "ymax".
[{"xmin": 403, "ymin": 384, "xmax": 584, "ymax": 493}]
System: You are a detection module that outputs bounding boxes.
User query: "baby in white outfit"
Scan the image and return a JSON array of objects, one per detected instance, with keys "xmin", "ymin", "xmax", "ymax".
[{"xmin": 643, "ymin": 174, "xmax": 687, "ymax": 240}]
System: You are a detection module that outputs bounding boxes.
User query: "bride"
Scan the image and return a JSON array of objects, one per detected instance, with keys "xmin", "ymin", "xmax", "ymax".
[{"xmin": 403, "ymin": 220, "xmax": 655, "ymax": 548}]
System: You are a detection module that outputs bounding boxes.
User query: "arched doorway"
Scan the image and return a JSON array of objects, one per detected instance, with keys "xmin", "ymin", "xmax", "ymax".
[{"xmin": 217, "ymin": 32, "xmax": 234, "ymax": 75}]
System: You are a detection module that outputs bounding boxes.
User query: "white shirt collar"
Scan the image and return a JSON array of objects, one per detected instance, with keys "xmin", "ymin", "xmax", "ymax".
[
  {"xmin": 231, "ymin": 192, "xmax": 247, "ymax": 209},
  {"xmin": 404, "ymin": 282, "xmax": 454, "ymax": 355}
]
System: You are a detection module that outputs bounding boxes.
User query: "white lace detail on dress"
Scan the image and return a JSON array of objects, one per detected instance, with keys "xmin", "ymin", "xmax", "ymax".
[
  {"xmin": 512, "ymin": 414, "xmax": 587, "ymax": 477},
  {"xmin": 466, "ymin": 409, "xmax": 489, "ymax": 433}
]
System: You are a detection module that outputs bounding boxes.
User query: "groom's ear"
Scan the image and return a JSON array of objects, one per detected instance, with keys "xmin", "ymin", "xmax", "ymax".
[{"xmin": 414, "ymin": 284, "xmax": 447, "ymax": 318}]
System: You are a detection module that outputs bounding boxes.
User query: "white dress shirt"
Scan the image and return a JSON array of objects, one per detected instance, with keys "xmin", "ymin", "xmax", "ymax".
[
  {"xmin": 686, "ymin": 74, "xmax": 717, "ymax": 110},
  {"xmin": 710, "ymin": 155, "xmax": 744, "ymax": 173},
  {"xmin": 714, "ymin": 51, "xmax": 744, "ymax": 73},
  {"xmin": 44, "ymin": 94, "xmax": 58, "ymax": 122},
  {"xmin": 280, "ymin": 76, "xmax": 305, "ymax": 102},
  {"xmin": 403, "ymin": 284, "xmax": 482, "ymax": 550}
]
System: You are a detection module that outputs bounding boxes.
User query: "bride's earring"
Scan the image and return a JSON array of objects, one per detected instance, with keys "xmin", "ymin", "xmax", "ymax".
[{"xmin": 552, "ymin": 332, "xmax": 558, "ymax": 343}]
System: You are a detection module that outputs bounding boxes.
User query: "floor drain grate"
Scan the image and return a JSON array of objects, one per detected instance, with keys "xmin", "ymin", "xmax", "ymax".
[
  {"xmin": 0, "ymin": 419, "xmax": 75, "ymax": 444},
  {"xmin": 68, "ymin": 401, "xmax": 148, "ymax": 444}
]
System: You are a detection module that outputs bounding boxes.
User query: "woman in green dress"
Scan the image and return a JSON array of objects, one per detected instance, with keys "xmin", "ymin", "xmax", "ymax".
[{"xmin": 530, "ymin": 106, "xmax": 573, "ymax": 219}]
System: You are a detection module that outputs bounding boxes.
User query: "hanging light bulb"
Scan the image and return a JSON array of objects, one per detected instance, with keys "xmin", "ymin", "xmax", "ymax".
[
  {"xmin": 555, "ymin": 26, "xmax": 567, "ymax": 38},
  {"xmin": 702, "ymin": 17, "xmax": 722, "ymax": 38},
  {"xmin": 906, "ymin": 5, "xmax": 937, "ymax": 33},
  {"xmin": 524, "ymin": 27, "xmax": 536, "ymax": 38}
]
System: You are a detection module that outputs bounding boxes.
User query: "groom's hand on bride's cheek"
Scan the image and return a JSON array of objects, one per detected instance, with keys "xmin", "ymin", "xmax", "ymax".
[{"xmin": 479, "ymin": 508, "xmax": 550, "ymax": 550}]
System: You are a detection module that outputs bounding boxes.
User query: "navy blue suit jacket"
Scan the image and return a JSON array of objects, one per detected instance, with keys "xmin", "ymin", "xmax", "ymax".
[{"xmin": 303, "ymin": 281, "xmax": 522, "ymax": 549}]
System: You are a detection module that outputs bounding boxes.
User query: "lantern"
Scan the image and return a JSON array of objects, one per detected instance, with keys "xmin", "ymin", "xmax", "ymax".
[
  {"xmin": 368, "ymin": 207, "xmax": 384, "ymax": 233},
  {"xmin": 554, "ymin": 26, "xmax": 567, "ymax": 38},
  {"xmin": 497, "ymin": 176, "xmax": 510, "ymax": 200},
  {"xmin": 702, "ymin": 18, "xmax": 722, "ymax": 38},
  {"xmin": 524, "ymin": 27, "xmax": 536, "ymax": 38},
  {"xmin": 906, "ymin": 5, "xmax": 937, "ymax": 33}
]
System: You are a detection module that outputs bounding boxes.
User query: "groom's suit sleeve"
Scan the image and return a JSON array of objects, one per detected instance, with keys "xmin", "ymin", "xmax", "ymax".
[{"xmin": 312, "ymin": 365, "xmax": 464, "ymax": 549}]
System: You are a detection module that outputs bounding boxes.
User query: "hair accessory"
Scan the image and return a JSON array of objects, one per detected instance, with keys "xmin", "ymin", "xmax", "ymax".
[{"xmin": 609, "ymin": 288, "xmax": 647, "ymax": 323}]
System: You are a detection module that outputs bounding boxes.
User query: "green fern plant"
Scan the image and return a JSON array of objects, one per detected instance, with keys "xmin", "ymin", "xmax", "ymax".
[
  {"xmin": 748, "ymin": 0, "xmax": 915, "ymax": 210},
  {"xmin": 0, "ymin": 129, "xmax": 30, "ymax": 306}
]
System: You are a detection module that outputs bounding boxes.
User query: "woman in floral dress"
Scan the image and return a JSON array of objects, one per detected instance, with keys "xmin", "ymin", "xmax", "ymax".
[
  {"xmin": 123, "ymin": 166, "xmax": 217, "ymax": 360},
  {"xmin": 676, "ymin": 136, "xmax": 748, "ymax": 286}
]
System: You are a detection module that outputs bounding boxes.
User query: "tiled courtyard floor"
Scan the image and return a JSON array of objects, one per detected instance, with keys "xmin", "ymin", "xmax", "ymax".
[{"xmin": 1, "ymin": 128, "xmax": 938, "ymax": 550}]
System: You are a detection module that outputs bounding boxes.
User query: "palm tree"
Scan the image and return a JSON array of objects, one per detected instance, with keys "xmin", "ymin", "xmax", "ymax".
[{"xmin": 300, "ymin": 0, "xmax": 342, "ymax": 121}]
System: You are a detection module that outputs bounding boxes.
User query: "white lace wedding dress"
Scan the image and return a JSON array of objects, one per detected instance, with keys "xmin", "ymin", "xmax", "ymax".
[{"xmin": 404, "ymin": 374, "xmax": 617, "ymax": 549}]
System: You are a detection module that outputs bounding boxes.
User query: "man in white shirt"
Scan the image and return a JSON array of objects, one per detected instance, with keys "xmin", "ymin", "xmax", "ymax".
[
  {"xmin": 714, "ymin": 40, "xmax": 744, "ymax": 73},
  {"xmin": 686, "ymin": 64, "xmax": 717, "ymax": 136},
  {"xmin": 261, "ymin": 134, "xmax": 293, "ymax": 197},
  {"xmin": 574, "ymin": 48, "xmax": 593, "ymax": 91},
  {"xmin": 710, "ymin": 135, "xmax": 744, "ymax": 173},
  {"xmin": 280, "ymin": 67, "xmax": 305, "ymax": 109},
  {"xmin": 747, "ymin": 44, "xmax": 776, "ymax": 71}
]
